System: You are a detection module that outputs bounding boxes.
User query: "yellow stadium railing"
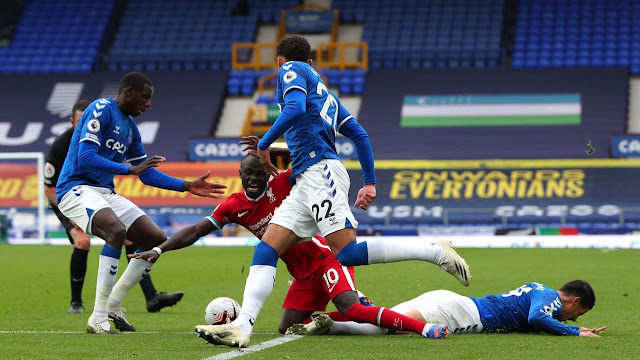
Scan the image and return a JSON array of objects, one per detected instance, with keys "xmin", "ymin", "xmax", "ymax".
[
  {"xmin": 315, "ymin": 42, "xmax": 368, "ymax": 71},
  {"xmin": 231, "ymin": 43, "xmax": 278, "ymax": 71}
]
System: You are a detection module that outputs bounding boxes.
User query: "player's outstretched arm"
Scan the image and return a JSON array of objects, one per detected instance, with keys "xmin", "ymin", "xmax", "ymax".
[
  {"xmin": 128, "ymin": 218, "xmax": 217, "ymax": 262},
  {"xmin": 182, "ymin": 171, "xmax": 227, "ymax": 198}
]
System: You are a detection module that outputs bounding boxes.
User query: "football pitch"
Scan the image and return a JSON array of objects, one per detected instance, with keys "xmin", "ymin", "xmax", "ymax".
[{"xmin": 1, "ymin": 244, "xmax": 639, "ymax": 359}]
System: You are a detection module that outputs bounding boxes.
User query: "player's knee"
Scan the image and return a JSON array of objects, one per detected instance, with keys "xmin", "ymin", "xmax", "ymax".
[
  {"xmin": 336, "ymin": 241, "xmax": 368, "ymax": 266},
  {"xmin": 73, "ymin": 232, "xmax": 91, "ymax": 250},
  {"xmin": 102, "ymin": 224, "xmax": 127, "ymax": 246},
  {"xmin": 278, "ymin": 322, "xmax": 289, "ymax": 334}
]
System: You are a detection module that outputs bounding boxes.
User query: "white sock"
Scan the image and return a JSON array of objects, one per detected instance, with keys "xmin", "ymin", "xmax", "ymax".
[
  {"xmin": 327, "ymin": 321, "xmax": 388, "ymax": 335},
  {"xmin": 365, "ymin": 238, "xmax": 442, "ymax": 264},
  {"xmin": 232, "ymin": 265, "xmax": 277, "ymax": 335},
  {"xmin": 108, "ymin": 258, "xmax": 153, "ymax": 310},
  {"xmin": 94, "ymin": 255, "xmax": 120, "ymax": 316}
]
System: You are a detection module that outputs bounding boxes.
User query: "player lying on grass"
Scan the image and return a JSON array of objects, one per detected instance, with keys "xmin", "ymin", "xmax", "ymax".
[
  {"xmin": 287, "ymin": 280, "xmax": 605, "ymax": 338},
  {"xmin": 130, "ymin": 155, "xmax": 475, "ymax": 344}
]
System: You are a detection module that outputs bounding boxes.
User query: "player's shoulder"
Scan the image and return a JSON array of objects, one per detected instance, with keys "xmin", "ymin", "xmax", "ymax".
[
  {"xmin": 85, "ymin": 98, "xmax": 115, "ymax": 122},
  {"xmin": 88, "ymin": 97, "xmax": 115, "ymax": 110},
  {"xmin": 280, "ymin": 61, "xmax": 310, "ymax": 72},
  {"xmin": 269, "ymin": 169, "xmax": 294, "ymax": 189},
  {"xmin": 280, "ymin": 62, "xmax": 317, "ymax": 82}
]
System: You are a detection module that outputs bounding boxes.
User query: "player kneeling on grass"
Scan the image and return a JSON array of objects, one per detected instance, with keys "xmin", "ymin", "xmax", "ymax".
[
  {"xmin": 130, "ymin": 155, "xmax": 470, "ymax": 346},
  {"xmin": 288, "ymin": 280, "xmax": 605, "ymax": 338}
]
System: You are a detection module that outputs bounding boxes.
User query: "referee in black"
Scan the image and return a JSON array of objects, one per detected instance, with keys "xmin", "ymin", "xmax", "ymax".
[{"xmin": 44, "ymin": 99, "xmax": 184, "ymax": 314}]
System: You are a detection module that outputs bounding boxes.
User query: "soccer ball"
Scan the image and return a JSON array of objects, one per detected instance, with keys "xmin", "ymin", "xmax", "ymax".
[{"xmin": 204, "ymin": 297, "xmax": 241, "ymax": 325}]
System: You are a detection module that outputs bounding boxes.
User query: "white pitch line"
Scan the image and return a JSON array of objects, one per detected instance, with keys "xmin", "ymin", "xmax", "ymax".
[
  {"xmin": 0, "ymin": 331, "xmax": 281, "ymax": 335},
  {"xmin": 201, "ymin": 335, "xmax": 303, "ymax": 360}
]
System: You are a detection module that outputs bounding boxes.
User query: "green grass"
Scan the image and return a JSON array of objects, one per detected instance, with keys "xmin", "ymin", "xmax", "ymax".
[{"xmin": 1, "ymin": 245, "xmax": 639, "ymax": 359}]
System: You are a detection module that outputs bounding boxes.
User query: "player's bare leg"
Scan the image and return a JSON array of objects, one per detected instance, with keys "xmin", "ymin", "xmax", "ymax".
[
  {"xmin": 196, "ymin": 224, "xmax": 300, "ymax": 347},
  {"xmin": 279, "ymin": 308, "xmax": 315, "ymax": 334}
]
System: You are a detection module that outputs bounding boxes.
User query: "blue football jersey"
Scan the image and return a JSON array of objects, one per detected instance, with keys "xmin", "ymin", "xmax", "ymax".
[
  {"xmin": 276, "ymin": 61, "xmax": 354, "ymax": 176},
  {"xmin": 56, "ymin": 98, "xmax": 146, "ymax": 201},
  {"xmin": 471, "ymin": 282, "xmax": 580, "ymax": 335}
]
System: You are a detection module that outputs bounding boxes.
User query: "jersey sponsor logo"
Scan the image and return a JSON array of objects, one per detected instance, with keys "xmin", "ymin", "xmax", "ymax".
[
  {"xmin": 87, "ymin": 119, "xmax": 100, "ymax": 132},
  {"xmin": 283, "ymin": 71, "xmax": 297, "ymax": 84},
  {"xmin": 105, "ymin": 138, "xmax": 128, "ymax": 154},
  {"xmin": 238, "ymin": 210, "xmax": 249, "ymax": 217},
  {"xmin": 44, "ymin": 162, "xmax": 55, "ymax": 179},
  {"xmin": 248, "ymin": 209, "xmax": 276, "ymax": 237}
]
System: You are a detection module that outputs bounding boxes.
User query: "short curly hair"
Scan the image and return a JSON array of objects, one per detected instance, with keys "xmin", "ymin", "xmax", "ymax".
[
  {"xmin": 276, "ymin": 35, "xmax": 311, "ymax": 62},
  {"xmin": 118, "ymin": 72, "xmax": 153, "ymax": 94}
]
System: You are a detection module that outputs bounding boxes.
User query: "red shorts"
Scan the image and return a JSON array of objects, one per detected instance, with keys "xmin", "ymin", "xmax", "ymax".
[{"xmin": 282, "ymin": 257, "xmax": 356, "ymax": 312}]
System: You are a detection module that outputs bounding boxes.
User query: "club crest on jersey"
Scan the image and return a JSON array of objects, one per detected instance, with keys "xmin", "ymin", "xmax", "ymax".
[
  {"xmin": 87, "ymin": 119, "xmax": 100, "ymax": 132},
  {"xmin": 266, "ymin": 187, "xmax": 276, "ymax": 203},
  {"xmin": 283, "ymin": 71, "xmax": 297, "ymax": 84}
]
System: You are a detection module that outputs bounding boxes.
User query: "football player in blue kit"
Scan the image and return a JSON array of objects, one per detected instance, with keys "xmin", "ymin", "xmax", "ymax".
[
  {"xmin": 196, "ymin": 35, "xmax": 470, "ymax": 348},
  {"xmin": 56, "ymin": 72, "xmax": 227, "ymax": 334},
  {"xmin": 295, "ymin": 280, "xmax": 605, "ymax": 338}
]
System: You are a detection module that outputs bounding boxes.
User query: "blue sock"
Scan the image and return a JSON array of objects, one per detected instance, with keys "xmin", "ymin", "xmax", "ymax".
[
  {"xmin": 336, "ymin": 241, "xmax": 369, "ymax": 266},
  {"xmin": 251, "ymin": 242, "xmax": 279, "ymax": 267},
  {"xmin": 100, "ymin": 244, "xmax": 122, "ymax": 259}
]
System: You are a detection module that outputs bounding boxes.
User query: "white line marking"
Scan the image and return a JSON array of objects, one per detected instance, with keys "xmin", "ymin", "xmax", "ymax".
[
  {"xmin": 0, "ymin": 331, "xmax": 281, "ymax": 335},
  {"xmin": 201, "ymin": 335, "xmax": 303, "ymax": 360}
]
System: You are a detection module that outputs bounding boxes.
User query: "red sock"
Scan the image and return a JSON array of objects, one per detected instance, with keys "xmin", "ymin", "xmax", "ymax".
[{"xmin": 344, "ymin": 303, "xmax": 426, "ymax": 334}]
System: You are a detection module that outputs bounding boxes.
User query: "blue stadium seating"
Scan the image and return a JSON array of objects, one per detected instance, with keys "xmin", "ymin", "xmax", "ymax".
[
  {"xmin": 106, "ymin": 0, "xmax": 300, "ymax": 72},
  {"xmin": 512, "ymin": 0, "xmax": 640, "ymax": 74},
  {"xmin": 0, "ymin": 0, "xmax": 116, "ymax": 73}
]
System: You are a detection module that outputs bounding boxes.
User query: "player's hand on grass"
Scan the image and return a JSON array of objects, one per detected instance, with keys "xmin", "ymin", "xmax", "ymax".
[
  {"xmin": 128, "ymin": 250, "xmax": 160, "ymax": 263},
  {"xmin": 578, "ymin": 326, "xmax": 606, "ymax": 337},
  {"xmin": 258, "ymin": 147, "xmax": 279, "ymax": 177},
  {"xmin": 129, "ymin": 155, "xmax": 165, "ymax": 175},
  {"xmin": 355, "ymin": 184, "xmax": 376, "ymax": 210},
  {"xmin": 184, "ymin": 171, "xmax": 227, "ymax": 198}
]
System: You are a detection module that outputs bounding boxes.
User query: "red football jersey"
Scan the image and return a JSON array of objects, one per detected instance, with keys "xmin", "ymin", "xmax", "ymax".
[{"xmin": 208, "ymin": 169, "xmax": 334, "ymax": 279}]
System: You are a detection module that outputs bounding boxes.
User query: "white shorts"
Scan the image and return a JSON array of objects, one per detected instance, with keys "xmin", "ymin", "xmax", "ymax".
[
  {"xmin": 270, "ymin": 159, "xmax": 358, "ymax": 238},
  {"xmin": 391, "ymin": 290, "xmax": 483, "ymax": 334},
  {"xmin": 58, "ymin": 185, "xmax": 146, "ymax": 235}
]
